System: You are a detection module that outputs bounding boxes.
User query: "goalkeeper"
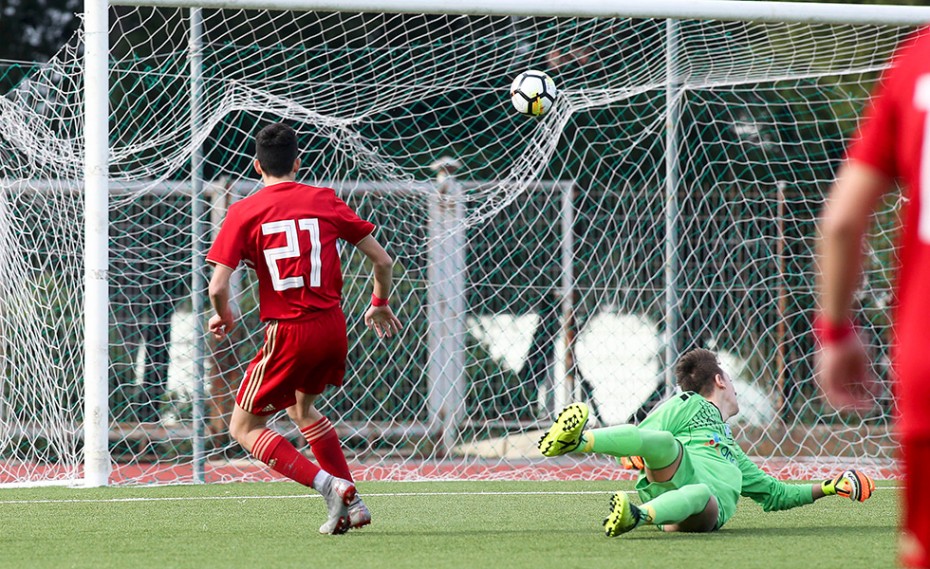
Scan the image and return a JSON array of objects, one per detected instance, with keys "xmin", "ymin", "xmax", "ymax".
[{"xmin": 538, "ymin": 348, "xmax": 875, "ymax": 536}]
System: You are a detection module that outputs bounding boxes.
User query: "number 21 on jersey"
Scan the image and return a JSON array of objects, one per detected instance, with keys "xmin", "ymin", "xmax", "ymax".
[{"xmin": 261, "ymin": 219, "xmax": 322, "ymax": 291}]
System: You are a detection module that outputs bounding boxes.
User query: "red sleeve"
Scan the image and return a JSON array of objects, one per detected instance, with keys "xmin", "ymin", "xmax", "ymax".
[
  {"xmin": 206, "ymin": 204, "xmax": 245, "ymax": 269},
  {"xmin": 845, "ymin": 48, "xmax": 903, "ymax": 178},
  {"xmin": 332, "ymin": 194, "xmax": 375, "ymax": 244}
]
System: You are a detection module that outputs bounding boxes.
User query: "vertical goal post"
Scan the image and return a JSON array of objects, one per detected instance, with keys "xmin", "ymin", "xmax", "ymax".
[
  {"xmin": 2, "ymin": 0, "xmax": 923, "ymax": 486},
  {"xmin": 83, "ymin": 0, "xmax": 112, "ymax": 488}
]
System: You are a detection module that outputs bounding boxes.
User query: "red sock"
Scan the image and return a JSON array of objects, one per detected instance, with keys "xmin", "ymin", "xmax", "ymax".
[
  {"xmin": 301, "ymin": 417, "xmax": 353, "ymax": 482},
  {"xmin": 251, "ymin": 429, "xmax": 320, "ymax": 487}
]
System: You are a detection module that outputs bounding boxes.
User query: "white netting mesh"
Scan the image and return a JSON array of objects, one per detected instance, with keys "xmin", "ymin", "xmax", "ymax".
[{"xmin": 0, "ymin": 8, "xmax": 919, "ymax": 484}]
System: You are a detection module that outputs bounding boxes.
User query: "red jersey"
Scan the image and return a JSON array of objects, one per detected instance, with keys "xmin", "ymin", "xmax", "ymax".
[
  {"xmin": 846, "ymin": 27, "xmax": 930, "ymax": 438},
  {"xmin": 207, "ymin": 182, "xmax": 375, "ymax": 321}
]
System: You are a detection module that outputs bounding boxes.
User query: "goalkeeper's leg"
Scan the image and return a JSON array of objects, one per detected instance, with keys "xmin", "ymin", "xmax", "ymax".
[
  {"xmin": 537, "ymin": 402, "xmax": 681, "ymax": 475},
  {"xmin": 604, "ymin": 484, "xmax": 717, "ymax": 537},
  {"xmin": 581, "ymin": 424, "xmax": 681, "ymax": 471},
  {"xmin": 644, "ymin": 483, "xmax": 717, "ymax": 532}
]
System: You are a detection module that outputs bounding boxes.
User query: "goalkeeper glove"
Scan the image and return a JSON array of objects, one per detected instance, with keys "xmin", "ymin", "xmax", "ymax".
[
  {"xmin": 620, "ymin": 456, "xmax": 645, "ymax": 470},
  {"xmin": 822, "ymin": 470, "xmax": 875, "ymax": 502}
]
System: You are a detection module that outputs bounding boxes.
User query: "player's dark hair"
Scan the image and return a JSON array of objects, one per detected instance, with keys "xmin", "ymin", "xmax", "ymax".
[
  {"xmin": 675, "ymin": 348, "xmax": 724, "ymax": 396},
  {"xmin": 255, "ymin": 123, "xmax": 298, "ymax": 177}
]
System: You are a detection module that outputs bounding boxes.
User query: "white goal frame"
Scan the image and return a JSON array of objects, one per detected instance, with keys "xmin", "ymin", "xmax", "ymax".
[{"xmin": 82, "ymin": 0, "xmax": 930, "ymax": 486}]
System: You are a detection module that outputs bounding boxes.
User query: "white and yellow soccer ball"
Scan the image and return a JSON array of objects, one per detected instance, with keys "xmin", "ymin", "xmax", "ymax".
[{"xmin": 510, "ymin": 70, "xmax": 557, "ymax": 117}]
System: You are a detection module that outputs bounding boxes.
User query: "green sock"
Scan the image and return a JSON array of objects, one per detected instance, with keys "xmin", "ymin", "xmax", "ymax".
[
  {"xmin": 581, "ymin": 425, "xmax": 679, "ymax": 469},
  {"xmin": 640, "ymin": 483, "xmax": 712, "ymax": 525}
]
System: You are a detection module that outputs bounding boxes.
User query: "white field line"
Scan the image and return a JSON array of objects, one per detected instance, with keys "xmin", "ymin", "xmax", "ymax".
[{"xmin": 0, "ymin": 487, "xmax": 904, "ymax": 506}]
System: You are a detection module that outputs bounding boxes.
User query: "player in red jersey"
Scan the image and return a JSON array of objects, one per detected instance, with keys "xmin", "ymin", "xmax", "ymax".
[
  {"xmin": 206, "ymin": 123, "xmax": 402, "ymax": 535},
  {"xmin": 816, "ymin": 27, "xmax": 930, "ymax": 568}
]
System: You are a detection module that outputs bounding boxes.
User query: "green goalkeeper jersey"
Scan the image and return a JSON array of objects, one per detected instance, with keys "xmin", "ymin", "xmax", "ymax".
[{"xmin": 635, "ymin": 391, "xmax": 814, "ymax": 527}]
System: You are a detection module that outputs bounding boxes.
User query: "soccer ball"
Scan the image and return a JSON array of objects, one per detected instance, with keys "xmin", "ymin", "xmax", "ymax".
[{"xmin": 510, "ymin": 70, "xmax": 557, "ymax": 117}]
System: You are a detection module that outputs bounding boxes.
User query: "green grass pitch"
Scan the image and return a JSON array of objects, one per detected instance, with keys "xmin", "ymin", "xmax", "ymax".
[{"xmin": 0, "ymin": 480, "xmax": 897, "ymax": 569}]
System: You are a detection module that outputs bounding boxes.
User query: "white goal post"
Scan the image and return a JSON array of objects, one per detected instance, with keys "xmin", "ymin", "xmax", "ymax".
[{"xmin": 3, "ymin": 0, "xmax": 929, "ymax": 486}]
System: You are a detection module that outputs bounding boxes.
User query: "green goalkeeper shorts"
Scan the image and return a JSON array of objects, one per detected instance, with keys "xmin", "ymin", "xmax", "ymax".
[{"xmin": 632, "ymin": 445, "xmax": 741, "ymax": 529}]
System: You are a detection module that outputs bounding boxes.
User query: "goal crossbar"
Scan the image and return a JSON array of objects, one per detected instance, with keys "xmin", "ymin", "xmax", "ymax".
[{"xmin": 106, "ymin": 0, "xmax": 930, "ymax": 26}]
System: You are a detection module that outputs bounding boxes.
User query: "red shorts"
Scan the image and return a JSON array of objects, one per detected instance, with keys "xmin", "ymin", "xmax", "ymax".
[
  {"xmin": 236, "ymin": 307, "xmax": 348, "ymax": 415},
  {"xmin": 901, "ymin": 438, "xmax": 930, "ymax": 568}
]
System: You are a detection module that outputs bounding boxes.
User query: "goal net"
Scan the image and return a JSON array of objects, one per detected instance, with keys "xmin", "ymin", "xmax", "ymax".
[{"xmin": 0, "ymin": 2, "xmax": 924, "ymax": 485}]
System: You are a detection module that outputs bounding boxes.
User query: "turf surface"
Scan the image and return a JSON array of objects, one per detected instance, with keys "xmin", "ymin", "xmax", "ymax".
[{"xmin": 0, "ymin": 480, "xmax": 898, "ymax": 569}]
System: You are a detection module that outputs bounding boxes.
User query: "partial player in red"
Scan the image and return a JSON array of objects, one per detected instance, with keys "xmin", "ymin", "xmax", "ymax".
[
  {"xmin": 206, "ymin": 122, "xmax": 402, "ymax": 535},
  {"xmin": 816, "ymin": 26, "xmax": 930, "ymax": 568}
]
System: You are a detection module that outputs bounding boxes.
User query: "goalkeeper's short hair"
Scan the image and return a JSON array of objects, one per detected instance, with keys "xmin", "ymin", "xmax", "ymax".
[{"xmin": 675, "ymin": 349, "xmax": 725, "ymax": 396}]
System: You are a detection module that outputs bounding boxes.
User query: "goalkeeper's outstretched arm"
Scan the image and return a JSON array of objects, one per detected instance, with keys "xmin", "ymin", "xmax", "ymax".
[
  {"xmin": 742, "ymin": 467, "xmax": 876, "ymax": 511},
  {"xmin": 737, "ymin": 443, "xmax": 875, "ymax": 510}
]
